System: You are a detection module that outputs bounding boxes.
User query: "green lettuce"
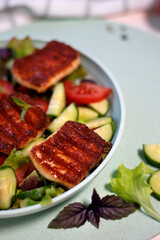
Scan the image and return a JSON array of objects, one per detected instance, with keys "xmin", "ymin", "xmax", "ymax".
[
  {"xmin": 111, "ymin": 162, "xmax": 160, "ymax": 222},
  {"xmin": 2, "ymin": 149, "xmax": 30, "ymax": 170}
]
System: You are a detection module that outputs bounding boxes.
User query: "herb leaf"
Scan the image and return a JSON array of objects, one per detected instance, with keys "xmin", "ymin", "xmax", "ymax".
[
  {"xmin": 48, "ymin": 189, "xmax": 137, "ymax": 229},
  {"xmin": 87, "ymin": 189, "xmax": 101, "ymax": 228},
  {"xmin": 48, "ymin": 202, "xmax": 88, "ymax": 229},
  {"xmin": 12, "ymin": 96, "xmax": 33, "ymax": 121},
  {"xmin": 111, "ymin": 162, "xmax": 160, "ymax": 222},
  {"xmin": 99, "ymin": 195, "xmax": 138, "ymax": 220}
]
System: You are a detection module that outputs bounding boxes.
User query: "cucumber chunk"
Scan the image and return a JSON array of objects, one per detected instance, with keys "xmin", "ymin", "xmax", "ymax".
[
  {"xmin": 0, "ymin": 166, "xmax": 17, "ymax": 209},
  {"xmin": 21, "ymin": 137, "xmax": 45, "ymax": 157},
  {"xmin": 143, "ymin": 144, "xmax": 160, "ymax": 167},
  {"xmin": 86, "ymin": 117, "xmax": 113, "ymax": 129},
  {"xmin": 150, "ymin": 170, "xmax": 160, "ymax": 200},
  {"xmin": 88, "ymin": 98, "xmax": 109, "ymax": 116},
  {"xmin": 78, "ymin": 106, "xmax": 99, "ymax": 122},
  {"xmin": 48, "ymin": 102, "xmax": 78, "ymax": 133},
  {"xmin": 94, "ymin": 122, "xmax": 114, "ymax": 142},
  {"xmin": 47, "ymin": 82, "xmax": 66, "ymax": 117}
]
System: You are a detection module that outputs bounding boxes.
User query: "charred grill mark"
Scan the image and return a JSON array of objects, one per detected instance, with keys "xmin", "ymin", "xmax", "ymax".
[
  {"xmin": 30, "ymin": 121, "xmax": 110, "ymax": 188},
  {"xmin": 60, "ymin": 123, "xmax": 102, "ymax": 161},
  {"xmin": 0, "ymin": 92, "xmax": 49, "ymax": 155},
  {"xmin": 31, "ymin": 144, "xmax": 81, "ymax": 185},
  {"xmin": 52, "ymin": 131, "xmax": 100, "ymax": 168}
]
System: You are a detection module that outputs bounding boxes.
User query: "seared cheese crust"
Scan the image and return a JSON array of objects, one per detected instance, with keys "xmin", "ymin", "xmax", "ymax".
[
  {"xmin": 12, "ymin": 41, "xmax": 80, "ymax": 93},
  {"xmin": 0, "ymin": 93, "xmax": 49, "ymax": 155},
  {"xmin": 30, "ymin": 121, "xmax": 111, "ymax": 189}
]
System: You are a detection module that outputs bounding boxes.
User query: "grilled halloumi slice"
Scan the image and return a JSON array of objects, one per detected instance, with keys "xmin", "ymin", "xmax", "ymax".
[
  {"xmin": 0, "ymin": 92, "xmax": 49, "ymax": 155},
  {"xmin": 30, "ymin": 121, "xmax": 112, "ymax": 189},
  {"xmin": 12, "ymin": 41, "xmax": 80, "ymax": 93}
]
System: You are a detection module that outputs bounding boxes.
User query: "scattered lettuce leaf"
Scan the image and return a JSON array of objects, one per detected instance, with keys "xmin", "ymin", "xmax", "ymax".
[
  {"xmin": 2, "ymin": 149, "xmax": 30, "ymax": 170},
  {"xmin": 111, "ymin": 162, "xmax": 160, "ymax": 222}
]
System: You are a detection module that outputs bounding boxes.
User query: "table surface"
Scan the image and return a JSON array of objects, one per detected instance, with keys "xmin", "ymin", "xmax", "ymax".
[{"xmin": 0, "ymin": 19, "xmax": 160, "ymax": 240}]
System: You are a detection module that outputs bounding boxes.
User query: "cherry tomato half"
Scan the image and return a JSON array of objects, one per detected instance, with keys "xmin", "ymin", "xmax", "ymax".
[
  {"xmin": 64, "ymin": 80, "xmax": 112, "ymax": 105},
  {"xmin": 0, "ymin": 79, "xmax": 14, "ymax": 100},
  {"xmin": 15, "ymin": 161, "xmax": 35, "ymax": 186}
]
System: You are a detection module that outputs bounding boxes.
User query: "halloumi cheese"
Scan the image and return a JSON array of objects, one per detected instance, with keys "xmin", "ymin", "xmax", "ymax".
[
  {"xmin": 12, "ymin": 41, "xmax": 80, "ymax": 93},
  {"xmin": 30, "ymin": 121, "xmax": 112, "ymax": 189}
]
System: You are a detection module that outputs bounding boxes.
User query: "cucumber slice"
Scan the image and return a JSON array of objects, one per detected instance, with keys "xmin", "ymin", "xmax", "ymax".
[
  {"xmin": 78, "ymin": 106, "xmax": 99, "ymax": 122},
  {"xmin": 16, "ymin": 185, "xmax": 52, "ymax": 201},
  {"xmin": 150, "ymin": 170, "xmax": 160, "ymax": 200},
  {"xmin": 86, "ymin": 116, "xmax": 113, "ymax": 129},
  {"xmin": 88, "ymin": 98, "xmax": 109, "ymax": 116},
  {"xmin": 21, "ymin": 137, "xmax": 45, "ymax": 157},
  {"xmin": 48, "ymin": 102, "xmax": 78, "ymax": 132},
  {"xmin": 0, "ymin": 166, "xmax": 17, "ymax": 209},
  {"xmin": 94, "ymin": 122, "xmax": 114, "ymax": 142},
  {"xmin": 47, "ymin": 82, "xmax": 66, "ymax": 117},
  {"xmin": 143, "ymin": 144, "xmax": 160, "ymax": 167}
]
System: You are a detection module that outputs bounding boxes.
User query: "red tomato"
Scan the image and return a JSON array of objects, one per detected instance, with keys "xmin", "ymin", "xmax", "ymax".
[
  {"xmin": 33, "ymin": 97, "xmax": 49, "ymax": 113},
  {"xmin": 0, "ymin": 79, "xmax": 14, "ymax": 100},
  {"xmin": 64, "ymin": 80, "xmax": 112, "ymax": 105},
  {"xmin": 15, "ymin": 161, "xmax": 35, "ymax": 185},
  {"xmin": 0, "ymin": 153, "xmax": 7, "ymax": 166}
]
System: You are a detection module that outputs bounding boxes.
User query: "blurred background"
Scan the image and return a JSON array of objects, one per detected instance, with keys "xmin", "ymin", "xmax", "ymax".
[{"xmin": 0, "ymin": 0, "xmax": 160, "ymax": 37}]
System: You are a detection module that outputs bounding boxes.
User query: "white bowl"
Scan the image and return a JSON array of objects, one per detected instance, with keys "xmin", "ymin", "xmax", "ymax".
[{"xmin": 0, "ymin": 40, "xmax": 125, "ymax": 218}]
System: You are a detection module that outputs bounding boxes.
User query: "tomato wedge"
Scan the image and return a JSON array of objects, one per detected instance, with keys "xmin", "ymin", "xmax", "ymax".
[
  {"xmin": 15, "ymin": 161, "xmax": 35, "ymax": 186},
  {"xmin": 0, "ymin": 79, "xmax": 14, "ymax": 100},
  {"xmin": 64, "ymin": 80, "xmax": 112, "ymax": 105}
]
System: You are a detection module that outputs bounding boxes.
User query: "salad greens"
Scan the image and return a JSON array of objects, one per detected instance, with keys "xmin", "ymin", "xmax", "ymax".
[
  {"xmin": 2, "ymin": 149, "xmax": 30, "ymax": 170},
  {"xmin": 111, "ymin": 162, "xmax": 160, "ymax": 222}
]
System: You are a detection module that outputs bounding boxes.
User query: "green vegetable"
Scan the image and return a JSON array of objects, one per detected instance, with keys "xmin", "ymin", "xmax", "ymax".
[
  {"xmin": 111, "ymin": 162, "xmax": 160, "ymax": 222},
  {"xmin": 14, "ymin": 184, "xmax": 64, "ymax": 208},
  {"xmin": 0, "ymin": 85, "xmax": 4, "ymax": 92},
  {"xmin": 65, "ymin": 65, "xmax": 87, "ymax": 82},
  {"xmin": 12, "ymin": 97, "xmax": 33, "ymax": 121},
  {"xmin": 7, "ymin": 37, "xmax": 35, "ymax": 59},
  {"xmin": 143, "ymin": 144, "xmax": 160, "ymax": 167},
  {"xmin": 2, "ymin": 149, "xmax": 30, "ymax": 170},
  {"xmin": 149, "ymin": 170, "xmax": 160, "ymax": 200},
  {"xmin": 0, "ymin": 166, "xmax": 17, "ymax": 209}
]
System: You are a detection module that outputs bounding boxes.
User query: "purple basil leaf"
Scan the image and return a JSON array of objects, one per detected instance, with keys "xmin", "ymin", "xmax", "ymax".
[
  {"xmin": 48, "ymin": 202, "xmax": 88, "ymax": 229},
  {"xmin": 87, "ymin": 188, "xmax": 101, "ymax": 228},
  {"xmin": 99, "ymin": 195, "xmax": 138, "ymax": 220},
  {"xmin": 87, "ymin": 208, "xmax": 100, "ymax": 228}
]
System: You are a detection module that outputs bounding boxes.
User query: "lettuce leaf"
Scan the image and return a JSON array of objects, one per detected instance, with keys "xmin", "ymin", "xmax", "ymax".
[
  {"xmin": 111, "ymin": 162, "xmax": 160, "ymax": 222},
  {"xmin": 2, "ymin": 149, "xmax": 30, "ymax": 170}
]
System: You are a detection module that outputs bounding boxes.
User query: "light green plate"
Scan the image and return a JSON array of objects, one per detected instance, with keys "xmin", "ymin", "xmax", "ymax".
[{"xmin": 0, "ymin": 19, "xmax": 160, "ymax": 240}]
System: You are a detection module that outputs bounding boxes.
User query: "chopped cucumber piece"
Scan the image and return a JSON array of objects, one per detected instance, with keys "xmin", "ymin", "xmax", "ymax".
[
  {"xmin": 143, "ymin": 144, "xmax": 160, "ymax": 167},
  {"xmin": 78, "ymin": 106, "xmax": 99, "ymax": 122},
  {"xmin": 0, "ymin": 166, "xmax": 17, "ymax": 209},
  {"xmin": 21, "ymin": 137, "xmax": 45, "ymax": 157},
  {"xmin": 150, "ymin": 170, "xmax": 160, "ymax": 200},
  {"xmin": 94, "ymin": 122, "xmax": 114, "ymax": 142},
  {"xmin": 48, "ymin": 102, "xmax": 78, "ymax": 133},
  {"xmin": 88, "ymin": 98, "xmax": 110, "ymax": 116},
  {"xmin": 86, "ymin": 116, "xmax": 113, "ymax": 129},
  {"xmin": 47, "ymin": 82, "xmax": 66, "ymax": 117}
]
